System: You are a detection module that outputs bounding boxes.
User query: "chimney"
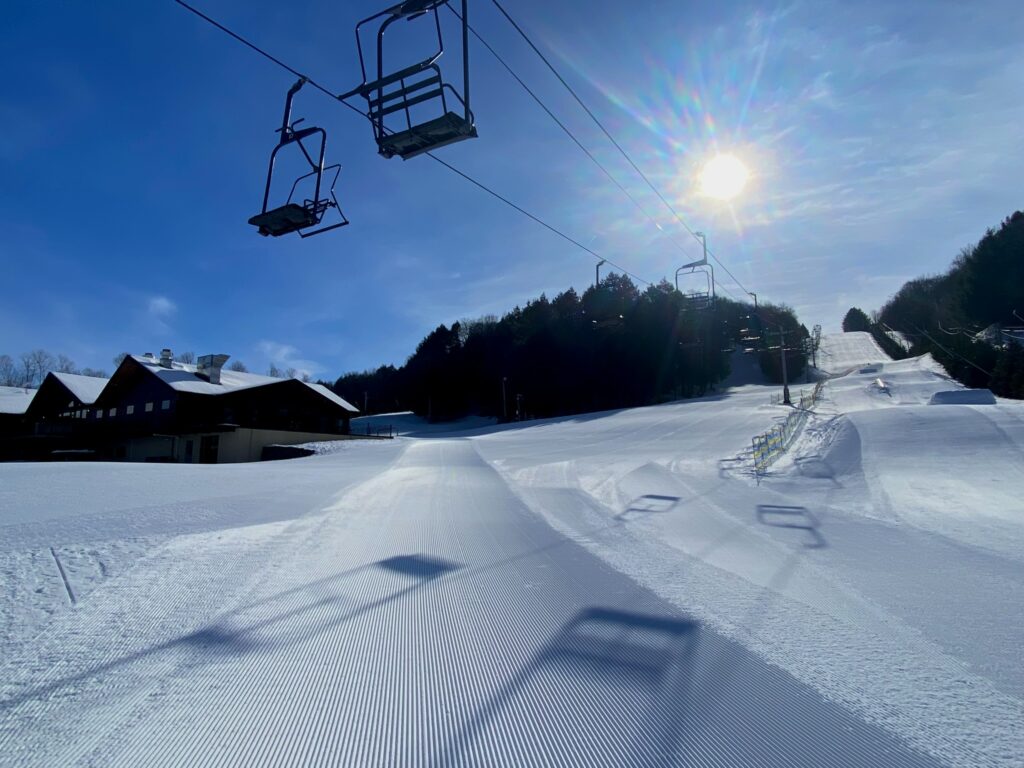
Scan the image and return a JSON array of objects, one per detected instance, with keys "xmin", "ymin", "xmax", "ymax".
[
  {"xmin": 197, "ymin": 354, "xmax": 230, "ymax": 385},
  {"xmin": 159, "ymin": 348, "xmax": 173, "ymax": 368}
]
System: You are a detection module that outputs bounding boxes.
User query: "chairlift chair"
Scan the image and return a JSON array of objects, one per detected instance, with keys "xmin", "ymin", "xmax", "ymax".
[
  {"xmin": 341, "ymin": 0, "xmax": 477, "ymax": 160},
  {"xmin": 249, "ymin": 79, "xmax": 349, "ymax": 238},
  {"xmin": 675, "ymin": 259, "xmax": 716, "ymax": 312}
]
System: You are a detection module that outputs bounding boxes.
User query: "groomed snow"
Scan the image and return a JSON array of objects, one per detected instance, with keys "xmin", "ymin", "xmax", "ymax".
[
  {"xmin": 1, "ymin": 334, "xmax": 1021, "ymax": 767},
  {"xmin": 815, "ymin": 331, "xmax": 888, "ymax": 375}
]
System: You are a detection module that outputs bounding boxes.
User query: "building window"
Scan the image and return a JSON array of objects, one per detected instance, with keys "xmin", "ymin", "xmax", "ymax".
[
  {"xmin": 96, "ymin": 410, "xmax": 103, "ymax": 419},
  {"xmin": 126, "ymin": 405, "xmax": 135, "ymax": 415},
  {"xmin": 109, "ymin": 408, "xmax": 117, "ymax": 417},
  {"xmin": 161, "ymin": 400, "xmax": 171, "ymax": 410},
  {"xmin": 145, "ymin": 402, "xmax": 154, "ymax": 412}
]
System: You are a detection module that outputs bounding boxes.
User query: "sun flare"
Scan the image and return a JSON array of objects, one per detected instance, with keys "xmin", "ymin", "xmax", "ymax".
[{"xmin": 698, "ymin": 154, "xmax": 750, "ymax": 200}]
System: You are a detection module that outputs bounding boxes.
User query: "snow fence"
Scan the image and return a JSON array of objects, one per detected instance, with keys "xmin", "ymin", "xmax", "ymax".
[{"xmin": 752, "ymin": 380, "xmax": 825, "ymax": 475}]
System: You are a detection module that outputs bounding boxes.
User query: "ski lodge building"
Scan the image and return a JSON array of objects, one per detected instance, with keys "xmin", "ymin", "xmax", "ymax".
[{"xmin": 0, "ymin": 350, "xmax": 359, "ymax": 463}]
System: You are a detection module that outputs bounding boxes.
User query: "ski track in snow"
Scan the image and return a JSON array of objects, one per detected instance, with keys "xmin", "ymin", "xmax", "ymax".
[{"xmin": 0, "ymin": 340, "xmax": 1021, "ymax": 766}]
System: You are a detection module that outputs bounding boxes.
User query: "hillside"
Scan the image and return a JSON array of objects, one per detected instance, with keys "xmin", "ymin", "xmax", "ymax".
[{"xmin": 1, "ymin": 338, "xmax": 1022, "ymax": 765}]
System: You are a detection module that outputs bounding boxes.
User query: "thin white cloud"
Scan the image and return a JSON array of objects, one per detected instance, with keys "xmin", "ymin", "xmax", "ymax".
[
  {"xmin": 147, "ymin": 296, "xmax": 177, "ymax": 319},
  {"xmin": 257, "ymin": 340, "xmax": 323, "ymax": 380}
]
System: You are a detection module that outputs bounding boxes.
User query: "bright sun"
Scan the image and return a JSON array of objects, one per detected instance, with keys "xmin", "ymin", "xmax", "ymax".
[{"xmin": 698, "ymin": 154, "xmax": 750, "ymax": 200}]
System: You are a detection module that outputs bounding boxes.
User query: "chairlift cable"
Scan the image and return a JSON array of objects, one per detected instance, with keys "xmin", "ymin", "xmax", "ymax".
[
  {"xmin": 914, "ymin": 325, "xmax": 992, "ymax": 377},
  {"xmin": 423, "ymin": 153, "xmax": 659, "ymax": 288},
  {"xmin": 173, "ymin": 0, "xmax": 336, "ymax": 101},
  {"xmin": 488, "ymin": 0, "xmax": 755, "ymax": 300},
  {"xmin": 448, "ymin": 4, "xmax": 699, "ymax": 263},
  {"xmin": 173, "ymin": 0, "xmax": 660, "ymax": 289}
]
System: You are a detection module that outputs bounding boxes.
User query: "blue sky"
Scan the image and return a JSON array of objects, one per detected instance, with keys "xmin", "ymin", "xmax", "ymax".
[{"xmin": 2, "ymin": 0, "xmax": 1022, "ymax": 379}]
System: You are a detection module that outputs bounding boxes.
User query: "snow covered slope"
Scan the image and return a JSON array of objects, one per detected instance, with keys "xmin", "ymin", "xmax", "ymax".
[
  {"xmin": 1, "ymin": 349, "xmax": 1022, "ymax": 766},
  {"xmin": 816, "ymin": 331, "xmax": 889, "ymax": 375}
]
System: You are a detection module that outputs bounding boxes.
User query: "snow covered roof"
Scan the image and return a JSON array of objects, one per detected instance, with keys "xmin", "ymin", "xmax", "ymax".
[
  {"xmin": 0, "ymin": 386, "xmax": 36, "ymax": 415},
  {"xmin": 301, "ymin": 381, "xmax": 359, "ymax": 412},
  {"xmin": 131, "ymin": 356, "xmax": 358, "ymax": 412},
  {"xmin": 51, "ymin": 371, "xmax": 109, "ymax": 404}
]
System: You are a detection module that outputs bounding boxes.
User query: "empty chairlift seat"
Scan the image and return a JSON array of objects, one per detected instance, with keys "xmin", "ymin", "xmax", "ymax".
[
  {"xmin": 249, "ymin": 78, "xmax": 349, "ymax": 238},
  {"xmin": 342, "ymin": 0, "xmax": 477, "ymax": 160}
]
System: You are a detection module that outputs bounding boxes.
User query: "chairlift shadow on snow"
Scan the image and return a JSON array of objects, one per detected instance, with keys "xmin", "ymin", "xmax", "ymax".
[
  {"xmin": 756, "ymin": 505, "xmax": 827, "ymax": 549},
  {"xmin": 716, "ymin": 454, "xmax": 750, "ymax": 478},
  {"xmin": 1, "ymin": 553, "xmax": 461, "ymax": 710},
  {"xmin": 616, "ymin": 494, "xmax": 680, "ymax": 520},
  {"xmin": 435, "ymin": 606, "xmax": 699, "ymax": 767}
]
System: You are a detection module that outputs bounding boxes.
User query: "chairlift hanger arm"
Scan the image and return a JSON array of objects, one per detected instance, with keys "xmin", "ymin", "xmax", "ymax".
[{"xmin": 340, "ymin": 1, "xmax": 447, "ymax": 99}]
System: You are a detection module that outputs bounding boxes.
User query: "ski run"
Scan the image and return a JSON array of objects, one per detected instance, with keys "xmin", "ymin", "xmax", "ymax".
[{"xmin": 1, "ymin": 332, "xmax": 1022, "ymax": 767}]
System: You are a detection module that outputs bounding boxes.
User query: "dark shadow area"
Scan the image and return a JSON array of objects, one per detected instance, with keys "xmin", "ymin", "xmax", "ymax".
[
  {"xmin": 178, "ymin": 626, "xmax": 260, "ymax": 656},
  {"xmin": 436, "ymin": 606, "xmax": 699, "ymax": 767},
  {"xmin": 379, "ymin": 554, "xmax": 460, "ymax": 579},
  {"xmin": 0, "ymin": 553, "xmax": 461, "ymax": 710},
  {"xmin": 416, "ymin": 391, "xmax": 744, "ymax": 440},
  {"xmin": 756, "ymin": 505, "xmax": 827, "ymax": 548},
  {"xmin": 543, "ymin": 607, "xmax": 697, "ymax": 681},
  {"xmin": 616, "ymin": 494, "xmax": 680, "ymax": 520}
]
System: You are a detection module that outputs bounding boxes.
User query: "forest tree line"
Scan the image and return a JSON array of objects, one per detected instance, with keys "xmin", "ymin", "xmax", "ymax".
[
  {"xmin": 333, "ymin": 274, "xmax": 807, "ymax": 422},
  {"xmin": 846, "ymin": 209, "xmax": 1024, "ymax": 398}
]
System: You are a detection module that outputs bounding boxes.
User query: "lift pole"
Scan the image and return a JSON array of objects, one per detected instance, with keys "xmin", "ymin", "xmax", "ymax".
[{"xmin": 769, "ymin": 326, "xmax": 792, "ymax": 405}]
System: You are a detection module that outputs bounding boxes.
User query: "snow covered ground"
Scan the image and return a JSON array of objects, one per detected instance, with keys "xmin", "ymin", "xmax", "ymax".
[{"xmin": 1, "ymin": 335, "xmax": 1021, "ymax": 766}]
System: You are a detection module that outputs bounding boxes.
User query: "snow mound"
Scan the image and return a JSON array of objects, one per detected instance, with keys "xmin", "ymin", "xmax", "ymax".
[
  {"xmin": 799, "ymin": 416, "xmax": 863, "ymax": 479},
  {"xmin": 928, "ymin": 389, "xmax": 997, "ymax": 405}
]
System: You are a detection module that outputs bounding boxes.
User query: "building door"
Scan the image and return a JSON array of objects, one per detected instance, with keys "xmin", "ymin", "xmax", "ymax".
[
  {"xmin": 199, "ymin": 435, "xmax": 219, "ymax": 464},
  {"xmin": 184, "ymin": 439, "xmax": 194, "ymax": 463}
]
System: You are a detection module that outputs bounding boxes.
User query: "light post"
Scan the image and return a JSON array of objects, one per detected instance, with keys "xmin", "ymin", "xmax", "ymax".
[
  {"xmin": 595, "ymin": 259, "xmax": 606, "ymax": 288},
  {"xmin": 502, "ymin": 376, "xmax": 508, "ymax": 421}
]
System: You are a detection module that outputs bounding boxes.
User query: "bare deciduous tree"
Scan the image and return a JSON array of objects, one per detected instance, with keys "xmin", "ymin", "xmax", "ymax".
[
  {"xmin": 20, "ymin": 349, "xmax": 54, "ymax": 388},
  {"xmin": 112, "ymin": 352, "xmax": 129, "ymax": 368},
  {"xmin": 268, "ymin": 363, "xmax": 283, "ymax": 378},
  {"xmin": 228, "ymin": 360, "xmax": 248, "ymax": 373},
  {"xmin": 56, "ymin": 354, "xmax": 78, "ymax": 374},
  {"xmin": 175, "ymin": 351, "xmax": 196, "ymax": 364},
  {"xmin": 80, "ymin": 367, "xmax": 108, "ymax": 378},
  {"xmin": 0, "ymin": 354, "xmax": 19, "ymax": 386}
]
